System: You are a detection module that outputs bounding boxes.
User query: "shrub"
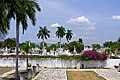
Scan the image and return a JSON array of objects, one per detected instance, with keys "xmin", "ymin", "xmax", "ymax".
[{"xmin": 80, "ymin": 50, "xmax": 107, "ymax": 60}]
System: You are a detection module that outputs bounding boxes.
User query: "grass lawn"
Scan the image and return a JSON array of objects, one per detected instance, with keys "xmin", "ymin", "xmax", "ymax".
[{"xmin": 67, "ymin": 71, "xmax": 105, "ymax": 80}]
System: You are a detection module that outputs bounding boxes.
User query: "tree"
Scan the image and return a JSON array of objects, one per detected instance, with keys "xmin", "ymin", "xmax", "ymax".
[
  {"xmin": 37, "ymin": 26, "xmax": 50, "ymax": 49},
  {"xmin": 50, "ymin": 44, "xmax": 58, "ymax": 50},
  {"xmin": 29, "ymin": 42, "xmax": 36, "ymax": 49},
  {"xmin": 103, "ymin": 41, "xmax": 113, "ymax": 48},
  {"xmin": 55, "ymin": 26, "xmax": 66, "ymax": 49},
  {"xmin": 68, "ymin": 41, "xmax": 84, "ymax": 53},
  {"xmin": 78, "ymin": 38, "xmax": 84, "ymax": 45},
  {"xmin": 40, "ymin": 42, "xmax": 47, "ymax": 49},
  {"xmin": 92, "ymin": 44, "xmax": 101, "ymax": 50},
  {"xmin": 66, "ymin": 29, "xmax": 73, "ymax": 43},
  {"xmin": 2, "ymin": 38, "xmax": 16, "ymax": 48},
  {"xmin": 6, "ymin": 0, "xmax": 41, "ymax": 79}
]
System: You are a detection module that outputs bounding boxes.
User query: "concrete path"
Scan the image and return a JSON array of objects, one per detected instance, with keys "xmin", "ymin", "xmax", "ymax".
[
  {"xmin": 33, "ymin": 69, "xmax": 67, "ymax": 80},
  {"xmin": 95, "ymin": 69, "xmax": 120, "ymax": 80}
]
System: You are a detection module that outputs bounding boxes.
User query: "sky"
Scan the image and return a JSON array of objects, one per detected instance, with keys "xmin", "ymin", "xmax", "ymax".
[{"xmin": 6, "ymin": 0, "xmax": 120, "ymax": 46}]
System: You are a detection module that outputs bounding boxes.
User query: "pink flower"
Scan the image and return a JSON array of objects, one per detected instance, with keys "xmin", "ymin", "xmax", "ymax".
[{"xmin": 81, "ymin": 50, "xmax": 107, "ymax": 60}]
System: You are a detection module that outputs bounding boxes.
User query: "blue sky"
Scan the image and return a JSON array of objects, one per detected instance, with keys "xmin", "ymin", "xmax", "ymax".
[{"xmin": 7, "ymin": 0, "xmax": 120, "ymax": 46}]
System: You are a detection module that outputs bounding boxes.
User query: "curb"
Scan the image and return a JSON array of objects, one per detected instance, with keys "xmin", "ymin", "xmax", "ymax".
[
  {"xmin": 94, "ymin": 70, "xmax": 107, "ymax": 80},
  {"xmin": 32, "ymin": 70, "xmax": 43, "ymax": 80},
  {"xmin": 65, "ymin": 70, "xmax": 67, "ymax": 80}
]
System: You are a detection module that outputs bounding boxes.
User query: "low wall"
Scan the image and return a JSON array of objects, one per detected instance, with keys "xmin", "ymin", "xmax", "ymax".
[
  {"xmin": 0, "ymin": 58, "xmax": 120, "ymax": 68},
  {"xmin": 80, "ymin": 60, "xmax": 106, "ymax": 68}
]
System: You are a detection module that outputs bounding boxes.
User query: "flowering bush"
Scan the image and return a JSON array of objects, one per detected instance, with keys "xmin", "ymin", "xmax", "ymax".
[{"xmin": 81, "ymin": 50, "xmax": 107, "ymax": 60}]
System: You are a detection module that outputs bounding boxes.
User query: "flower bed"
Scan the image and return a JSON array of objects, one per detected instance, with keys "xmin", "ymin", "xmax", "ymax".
[
  {"xmin": 80, "ymin": 50, "xmax": 107, "ymax": 68},
  {"xmin": 81, "ymin": 50, "xmax": 107, "ymax": 60}
]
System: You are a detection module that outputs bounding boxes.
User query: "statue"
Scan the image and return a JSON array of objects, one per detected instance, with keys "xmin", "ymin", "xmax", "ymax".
[{"xmin": 73, "ymin": 46, "xmax": 77, "ymax": 54}]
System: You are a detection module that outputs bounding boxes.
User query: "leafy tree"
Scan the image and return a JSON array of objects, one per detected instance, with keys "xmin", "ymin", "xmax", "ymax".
[
  {"xmin": 29, "ymin": 42, "xmax": 35, "ymax": 49},
  {"xmin": 111, "ymin": 42, "xmax": 119, "ymax": 53},
  {"xmin": 50, "ymin": 44, "xmax": 58, "ymax": 50},
  {"xmin": 66, "ymin": 29, "xmax": 73, "ymax": 43},
  {"xmin": 3, "ymin": 38, "xmax": 16, "ymax": 48},
  {"xmin": 92, "ymin": 44, "xmax": 101, "ymax": 50},
  {"xmin": 103, "ymin": 41, "xmax": 113, "ymax": 48},
  {"xmin": 68, "ymin": 41, "xmax": 84, "ymax": 53},
  {"xmin": 20, "ymin": 42, "xmax": 29, "ymax": 53},
  {"xmin": 55, "ymin": 26, "xmax": 66, "ymax": 48},
  {"xmin": 46, "ymin": 46, "xmax": 51, "ymax": 52},
  {"xmin": 37, "ymin": 26, "xmax": 50, "ymax": 49}
]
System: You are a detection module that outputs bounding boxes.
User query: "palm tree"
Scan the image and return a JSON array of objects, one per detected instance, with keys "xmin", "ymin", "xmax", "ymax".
[
  {"xmin": 66, "ymin": 29, "xmax": 73, "ymax": 43},
  {"xmin": 78, "ymin": 38, "xmax": 83, "ymax": 44},
  {"xmin": 55, "ymin": 26, "xmax": 66, "ymax": 49},
  {"xmin": 37, "ymin": 26, "xmax": 50, "ymax": 49},
  {"xmin": 6, "ymin": 0, "xmax": 41, "ymax": 79}
]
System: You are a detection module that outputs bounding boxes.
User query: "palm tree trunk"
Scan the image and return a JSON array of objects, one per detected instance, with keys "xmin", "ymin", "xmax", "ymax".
[
  {"xmin": 60, "ymin": 37, "xmax": 61, "ymax": 49},
  {"xmin": 15, "ymin": 20, "xmax": 20, "ymax": 80},
  {"xmin": 43, "ymin": 37, "xmax": 44, "ymax": 49},
  {"xmin": 26, "ymin": 57, "xmax": 28, "ymax": 71},
  {"xmin": 26, "ymin": 41, "xmax": 29, "ymax": 71}
]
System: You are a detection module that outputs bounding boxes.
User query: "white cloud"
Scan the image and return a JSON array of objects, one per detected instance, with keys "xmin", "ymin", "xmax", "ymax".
[
  {"xmin": 112, "ymin": 15, "xmax": 120, "ymax": 20},
  {"xmin": 68, "ymin": 16, "xmax": 90, "ymax": 23},
  {"xmin": 81, "ymin": 36, "xmax": 97, "ymax": 40},
  {"xmin": 50, "ymin": 38, "xmax": 56, "ymax": 41},
  {"xmin": 67, "ymin": 16, "xmax": 95, "ymax": 30},
  {"xmin": 51, "ymin": 23, "xmax": 61, "ymax": 27}
]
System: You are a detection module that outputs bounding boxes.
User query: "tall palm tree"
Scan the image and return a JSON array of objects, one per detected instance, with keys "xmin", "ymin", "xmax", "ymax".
[
  {"xmin": 66, "ymin": 29, "xmax": 73, "ymax": 43},
  {"xmin": 6, "ymin": 0, "xmax": 41, "ymax": 79},
  {"xmin": 37, "ymin": 26, "xmax": 50, "ymax": 49},
  {"xmin": 55, "ymin": 26, "xmax": 66, "ymax": 49}
]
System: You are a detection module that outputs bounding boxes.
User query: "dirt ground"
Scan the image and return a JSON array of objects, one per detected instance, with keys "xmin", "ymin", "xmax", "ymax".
[
  {"xmin": 0, "ymin": 67, "xmax": 15, "ymax": 75},
  {"xmin": 0, "ymin": 67, "xmax": 15, "ymax": 80},
  {"xmin": 67, "ymin": 71, "xmax": 105, "ymax": 80}
]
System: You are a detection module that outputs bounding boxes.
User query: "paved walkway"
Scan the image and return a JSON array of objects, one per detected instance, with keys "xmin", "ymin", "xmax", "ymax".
[
  {"xmin": 33, "ymin": 69, "xmax": 67, "ymax": 80},
  {"xmin": 95, "ymin": 69, "xmax": 120, "ymax": 80},
  {"xmin": 33, "ymin": 69, "xmax": 120, "ymax": 80}
]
